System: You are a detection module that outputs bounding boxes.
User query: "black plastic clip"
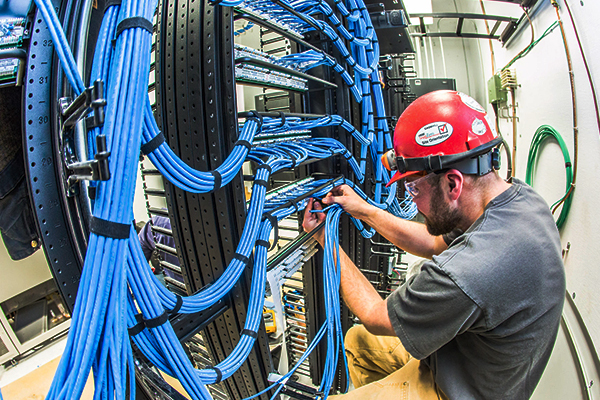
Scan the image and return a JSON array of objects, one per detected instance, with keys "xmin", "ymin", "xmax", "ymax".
[
  {"xmin": 66, "ymin": 134, "xmax": 111, "ymax": 190},
  {"xmin": 60, "ymin": 79, "xmax": 106, "ymax": 133}
]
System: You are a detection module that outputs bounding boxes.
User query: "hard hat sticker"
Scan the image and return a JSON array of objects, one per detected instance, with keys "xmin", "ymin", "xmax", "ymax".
[
  {"xmin": 415, "ymin": 122, "xmax": 453, "ymax": 146},
  {"xmin": 458, "ymin": 92, "xmax": 485, "ymax": 113},
  {"xmin": 472, "ymin": 118, "xmax": 487, "ymax": 136}
]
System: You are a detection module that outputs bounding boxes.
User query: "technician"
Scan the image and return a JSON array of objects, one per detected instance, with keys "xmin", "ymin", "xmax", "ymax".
[{"xmin": 302, "ymin": 90, "xmax": 566, "ymax": 399}]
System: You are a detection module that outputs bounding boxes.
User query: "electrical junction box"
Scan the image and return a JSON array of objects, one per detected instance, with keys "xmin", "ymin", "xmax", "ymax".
[{"xmin": 488, "ymin": 74, "xmax": 507, "ymax": 105}]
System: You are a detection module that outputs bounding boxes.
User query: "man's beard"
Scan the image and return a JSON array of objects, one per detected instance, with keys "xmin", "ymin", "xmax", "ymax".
[{"xmin": 422, "ymin": 181, "xmax": 462, "ymax": 236}]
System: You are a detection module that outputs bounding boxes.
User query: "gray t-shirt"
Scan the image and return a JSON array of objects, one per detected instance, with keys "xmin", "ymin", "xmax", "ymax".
[{"xmin": 387, "ymin": 179, "xmax": 565, "ymax": 399}]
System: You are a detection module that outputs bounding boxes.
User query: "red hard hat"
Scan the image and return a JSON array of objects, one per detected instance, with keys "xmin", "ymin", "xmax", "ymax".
[{"xmin": 386, "ymin": 90, "xmax": 502, "ymax": 187}]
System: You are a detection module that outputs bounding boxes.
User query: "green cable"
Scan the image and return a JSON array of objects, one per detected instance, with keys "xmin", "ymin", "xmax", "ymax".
[
  {"xmin": 502, "ymin": 21, "xmax": 559, "ymax": 71},
  {"xmin": 525, "ymin": 125, "xmax": 573, "ymax": 229}
]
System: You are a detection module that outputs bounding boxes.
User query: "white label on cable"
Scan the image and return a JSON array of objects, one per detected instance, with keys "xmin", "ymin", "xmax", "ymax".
[
  {"xmin": 472, "ymin": 118, "xmax": 487, "ymax": 136},
  {"xmin": 458, "ymin": 92, "xmax": 486, "ymax": 113},
  {"xmin": 415, "ymin": 122, "xmax": 453, "ymax": 147}
]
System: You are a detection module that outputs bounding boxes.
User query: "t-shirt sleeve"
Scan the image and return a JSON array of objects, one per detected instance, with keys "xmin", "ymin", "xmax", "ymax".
[{"xmin": 387, "ymin": 261, "xmax": 483, "ymax": 360}]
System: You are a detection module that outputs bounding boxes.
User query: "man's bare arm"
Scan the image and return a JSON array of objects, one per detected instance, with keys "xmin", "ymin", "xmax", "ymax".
[
  {"xmin": 322, "ymin": 185, "xmax": 447, "ymax": 258},
  {"xmin": 303, "ymin": 198, "xmax": 395, "ymax": 336}
]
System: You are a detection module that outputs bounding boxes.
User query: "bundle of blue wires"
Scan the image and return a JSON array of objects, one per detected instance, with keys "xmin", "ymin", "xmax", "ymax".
[
  {"xmin": 33, "ymin": 0, "xmax": 419, "ymax": 396},
  {"xmin": 35, "ymin": 0, "xmax": 159, "ymax": 398}
]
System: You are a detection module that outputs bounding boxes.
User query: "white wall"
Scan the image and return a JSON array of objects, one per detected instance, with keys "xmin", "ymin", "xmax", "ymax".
[{"xmin": 413, "ymin": 0, "xmax": 600, "ymax": 396}]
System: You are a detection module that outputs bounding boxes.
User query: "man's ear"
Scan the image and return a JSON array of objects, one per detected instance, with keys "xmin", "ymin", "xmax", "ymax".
[{"xmin": 443, "ymin": 169, "xmax": 464, "ymax": 201}]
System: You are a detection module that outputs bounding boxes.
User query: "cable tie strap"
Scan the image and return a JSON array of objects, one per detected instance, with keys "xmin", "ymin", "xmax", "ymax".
[
  {"xmin": 234, "ymin": 253, "xmax": 250, "ymax": 265},
  {"xmin": 565, "ymin": 162, "xmax": 572, "ymax": 168},
  {"xmin": 278, "ymin": 111, "xmax": 286, "ymax": 128},
  {"xmin": 116, "ymin": 16, "xmax": 153, "ymax": 39},
  {"xmin": 128, "ymin": 313, "xmax": 145, "ymax": 336},
  {"xmin": 168, "ymin": 295, "xmax": 183, "ymax": 315},
  {"xmin": 211, "ymin": 170, "xmax": 222, "ymax": 192},
  {"xmin": 88, "ymin": 186, "xmax": 96, "ymax": 200},
  {"xmin": 235, "ymin": 139, "xmax": 252, "ymax": 151},
  {"xmin": 256, "ymin": 239, "xmax": 270, "ymax": 248},
  {"xmin": 141, "ymin": 132, "xmax": 165, "ymax": 155},
  {"xmin": 90, "ymin": 217, "xmax": 130, "ymax": 239},
  {"xmin": 105, "ymin": 0, "xmax": 121, "ymax": 9},
  {"xmin": 280, "ymin": 148, "xmax": 297, "ymax": 168},
  {"xmin": 262, "ymin": 213, "xmax": 278, "ymax": 251},
  {"xmin": 144, "ymin": 310, "xmax": 169, "ymax": 329},
  {"xmin": 241, "ymin": 329, "xmax": 258, "ymax": 339},
  {"xmin": 284, "ymin": 200, "xmax": 299, "ymax": 212},
  {"xmin": 253, "ymin": 179, "xmax": 268, "ymax": 188},
  {"xmin": 255, "ymin": 164, "xmax": 272, "ymax": 175},
  {"xmin": 212, "ymin": 367, "xmax": 223, "ymax": 384},
  {"xmin": 246, "ymin": 110, "xmax": 263, "ymax": 127}
]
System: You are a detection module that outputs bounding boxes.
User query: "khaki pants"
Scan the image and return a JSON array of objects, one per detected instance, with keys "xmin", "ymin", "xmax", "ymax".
[{"xmin": 330, "ymin": 325, "xmax": 448, "ymax": 400}]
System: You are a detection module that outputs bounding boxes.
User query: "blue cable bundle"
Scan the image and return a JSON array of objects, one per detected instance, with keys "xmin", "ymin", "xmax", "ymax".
[
  {"xmin": 35, "ymin": 0, "xmax": 158, "ymax": 398},
  {"xmin": 33, "ymin": 0, "xmax": 418, "ymax": 396}
]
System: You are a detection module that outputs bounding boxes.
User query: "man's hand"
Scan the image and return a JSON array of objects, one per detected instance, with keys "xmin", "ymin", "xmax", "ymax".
[
  {"xmin": 302, "ymin": 198, "xmax": 326, "ymax": 244},
  {"xmin": 321, "ymin": 185, "xmax": 375, "ymax": 220}
]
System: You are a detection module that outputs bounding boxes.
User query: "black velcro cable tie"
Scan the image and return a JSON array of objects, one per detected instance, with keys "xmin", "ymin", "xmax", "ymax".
[
  {"xmin": 256, "ymin": 239, "xmax": 270, "ymax": 248},
  {"xmin": 168, "ymin": 295, "xmax": 183, "ymax": 315},
  {"xmin": 262, "ymin": 213, "xmax": 279, "ymax": 251},
  {"xmin": 280, "ymin": 148, "xmax": 297, "ymax": 168},
  {"xmin": 88, "ymin": 186, "xmax": 97, "ymax": 200},
  {"xmin": 361, "ymin": 78, "xmax": 370, "ymax": 83},
  {"xmin": 241, "ymin": 329, "xmax": 258, "ymax": 339},
  {"xmin": 284, "ymin": 200, "xmax": 299, "ymax": 212},
  {"xmin": 105, "ymin": 0, "xmax": 121, "ymax": 10},
  {"xmin": 211, "ymin": 170, "xmax": 222, "ymax": 192},
  {"xmin": 90, "ymin": 217, "xmax": 131, "ymax": 239},
  {"xmin": 565, "ymin": 162, "xmax": 572, "ymax": 168},
  {"xmin": 141, "ymin": 132, "xmax": 165, "ymax": 155},
  {"xmin": 253, "ymin": 179, "xmax": 268, "ymax": 188},
  {"xmin": 212, "ymin": 367, "xmax": 223, "ymax": 383},
  {"xmin": 115, "ymin": 16, "xmax": 153, "ymax": 39},
  {"xmin": 278, "ymin": 111, "xmax": 286, "ymax": 127},
  {"xmin": 246, "ymin": 110, "xmax": 263, "ymax": 127},
  {"xmin": 128, "ymin": 313, "xmax": 145, "ymax": 336},
  {"xmin": 255, "ymin": 164, "xmax": 272, "ymax": 175},
  {"xmin": 144, "ymin": 310, "xmax": 169, "ymax": 329},
  {"xmin": 234, "ymin": 253, "xmax": 250, "ymax": 265},
  {"xmin": 235, "ymin": 139, "xmax": 252, "ymax": 151}
]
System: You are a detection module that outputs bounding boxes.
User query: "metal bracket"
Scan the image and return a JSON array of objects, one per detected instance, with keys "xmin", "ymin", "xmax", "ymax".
[{"xmin": 60, "ymin": 79, "xmax": 106, "ymax": 132}]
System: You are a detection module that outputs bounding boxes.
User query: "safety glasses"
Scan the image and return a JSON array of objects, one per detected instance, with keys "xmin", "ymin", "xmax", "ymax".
[{"xmin": 404, "ymin": 172, "xmax": 437, "ymax": 198}]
